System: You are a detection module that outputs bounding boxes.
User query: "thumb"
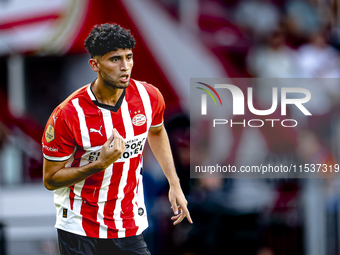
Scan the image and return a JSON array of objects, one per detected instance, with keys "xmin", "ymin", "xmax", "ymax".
[
  {"xmin": 112, "ymin": 128, "xmax": 122, "ymax": 138},
  {"xmin": 104, "ymin": 131, "xmax": 115, "ymax": 146}
]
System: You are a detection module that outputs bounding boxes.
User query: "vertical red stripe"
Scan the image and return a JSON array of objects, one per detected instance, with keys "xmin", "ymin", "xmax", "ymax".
[
  {"xmin": 140, "ymin": 81, "xmax": 164, "ymax": 126},
  {"xmin": 125, "ymin": 225, "xmax": 138, "ymax": 237},
  {"xmin": 111, "ymin": 108, "xmax": 126, "ymax": 139},
  {"xmin": 80, "ymin": 171, "xmax": 105, "ymax": 203},
  {"xmin": 80, "ymin": 200, "xmax": 100, "ymax": 237},
  {"xmin": 76, "ymin": 98, "xmax": 106, "ymax": 238},
  {"xmin": 125, "ymin": 81, "xmax": 147, "ymax": 136},
  {"xmin": 79, "ymin": 97, "xmax": 107, "ymax": 147},
  {"xmin": 121, "ymin": 156, "xmax": 141, "ymax": 236},
  {"xmin": 80, "ymin": 170, "xmax": 105, "ymax": 237},
  {"xmin": 101, "ymin": 106, "xmax": 127, "ymax": 238},
  {"xmin": 69, "ymin": 149, "xmax": 86, "ymax": 210},
  {"xmin": 88, "ymin": 111, "xmax": 108, "ymax": 146},
  {"xmin": 69, "ymin": 186, "xmax": 75, "ymax": 211},
  {"xmin": 103, "ymin": 162, "xmax": 125, "ymax": 238},
  {"xmin": 67, "ymin": 87, "xmax": 89, "ymax": 148}
]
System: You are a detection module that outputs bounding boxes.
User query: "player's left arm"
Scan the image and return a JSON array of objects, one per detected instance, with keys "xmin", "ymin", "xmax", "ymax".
[{"xmin": 148, "ymin": 124, "xmax": 193, "ymax": 225}]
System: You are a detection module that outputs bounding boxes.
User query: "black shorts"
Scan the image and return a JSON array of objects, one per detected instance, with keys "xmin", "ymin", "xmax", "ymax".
[{"xmin": 57, "ymin": 229, "xmax": 151, "ymax": 255}]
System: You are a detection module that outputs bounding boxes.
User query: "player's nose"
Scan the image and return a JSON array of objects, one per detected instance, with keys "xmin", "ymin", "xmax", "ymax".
[{"xmin": 120, "ymin": 59, "xmax": 129, "ymax": 71}]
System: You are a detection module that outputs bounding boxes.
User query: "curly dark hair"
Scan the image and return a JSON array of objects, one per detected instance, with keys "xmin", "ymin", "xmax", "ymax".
[{"xmin": 84, "ymin": 23, "xmax": 136, "ymax": 57}]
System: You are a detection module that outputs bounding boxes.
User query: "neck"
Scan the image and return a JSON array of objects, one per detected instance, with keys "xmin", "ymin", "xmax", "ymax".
[{"xmin": 92, "ymin": 78, "xmax": 124, "ymax": 106}]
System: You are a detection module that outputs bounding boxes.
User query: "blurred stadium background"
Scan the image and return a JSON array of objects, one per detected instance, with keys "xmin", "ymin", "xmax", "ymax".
[{"xmin": 1, "ymin": 0, "xmax": 340, "ymax": 254}]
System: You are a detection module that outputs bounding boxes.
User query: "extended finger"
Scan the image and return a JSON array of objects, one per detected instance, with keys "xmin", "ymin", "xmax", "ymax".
[
  {"xmin": 104, "ymin": 133, "xmax": 115, "ymax": 148},
  {"xmin": 110, "ymin": 130, "xmax": 125, "ymax": 148},
  {"xmin": 170, "ymin": 200, "xmax": 179, "ymax": 215},
  {"xmin": 173, "ymin": 212, "xmax": 185, "ymax": 225},
  {"xmin": 171, "ymin": 214, "xmax": 181, "ymax": 221},
  {"xmin": 181, "ymin": 205, "xmax": 193, "ymax": 224},
  {"xmin": 115, "ymin": 135, "xmax": 125, "ymax": 151},
  {"xmin": 112, "ymin": 128, "xmax": 119, "ymax": 138}
]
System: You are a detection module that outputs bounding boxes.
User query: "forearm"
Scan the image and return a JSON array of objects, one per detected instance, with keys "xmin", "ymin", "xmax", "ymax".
[
  {"xmin": 148, "ymin": 126, "xmax": 180, "ymax": 186},
  {"xmin": 43, "ymin": 159, "xmax": 104, "ymax": 190},
  {"xmin": 148, "ymin": 125, "xmax": 193, "ymax": 224},
  {"xmin": 43, "ymin": 129, "xmax": 126, "ymax": 191}
]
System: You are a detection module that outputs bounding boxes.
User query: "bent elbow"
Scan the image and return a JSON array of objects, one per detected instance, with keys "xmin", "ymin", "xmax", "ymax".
[{"xmin": 43, "ymin": 178, "xmax": 56, "ymax": 191}]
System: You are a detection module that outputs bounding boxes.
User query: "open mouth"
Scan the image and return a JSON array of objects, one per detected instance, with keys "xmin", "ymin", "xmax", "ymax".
[{"xmin": 119, "ymin": 74, "xmax": 129, "ymax": 82}]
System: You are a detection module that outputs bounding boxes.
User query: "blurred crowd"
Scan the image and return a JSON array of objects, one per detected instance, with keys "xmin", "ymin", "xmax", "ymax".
[{"xmin": 145, "ymin": 0, "xmax": 340, "ymax": 255}]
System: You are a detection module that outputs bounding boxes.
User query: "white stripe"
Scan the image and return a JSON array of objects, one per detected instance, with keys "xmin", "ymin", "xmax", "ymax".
[
  {"xmin": 121, "ymin": 98, "xmax": 134, "ymax": 138},
  {"xmin": 71, "ymin": 98, "xmax": 91, "ymax": 198},
  {"xmin": 132, "ymin": 160, "xmax": 143, "ymax": 233},
  {"xmin": 132, "ymin": 81, "xmax": 152, "ymax": 233},
  {"xmin": 43, "ymin": 153, "xmax": 73, "ymax": 162},
  {"xmin": 136, "ymin": 160, "xmax": 148, "ymax": 235},
  {"xmin": 101, "ymin": 108, "xmax": 114, "ymax": 139},
  {"xmin": 151, "ymin": 121, "xmax": 164, "ymax": 128},
  {"xmin": 72, "ymin": 146, "xmax": 88, "ymax": 198},
  {"xmin": 112, "ymin": 99, "xmax": 136, "ymax": 237},
  {"xmin": 66, "ymin": 155, "xmax": 85, "ymax": 209},
  {"xmin": 54, "ymin": 155, "xmax": 86, "ymax": 237},
  {"xmin": 137, "ymin": 174, "xmax": 146, "ymax": 213},
  {"xmin": 73, "ymin": 177, "xmax": 85, "ymax": 197},
  {"xmin": 134, "ymin": 80, "xmax": 152, "ymax": 129},
  {"xmin": 53, "ymin": 152, "xmax": 86, "ymax": 236},
  {"xmin": 97, "ymin": 108, "xmax": 114, "ymax": 238},
  {"xmin": 86, "ymin": 84, "xmax": 96, "ymax": 101},
  {"xmin": 54, "ymin": 187, "xmax": 85, "ymax": 236},
  {"xmin": 71, "ymin": 97, "xmax": 92, "ymax": 234},
  {"xmin": 114, "ymin": 160, "xmax": 130, "ymax": 238},
  {"xmin": 72, "ymin": 98, "xmax": 91, "ymax": 149},
  {"xmin": 135, "ymin": 178, "xmax": 148, "ymax": 235},
  {"xmin": 98, "ymin": 217, "xmax": 108, "ymax": 239}
]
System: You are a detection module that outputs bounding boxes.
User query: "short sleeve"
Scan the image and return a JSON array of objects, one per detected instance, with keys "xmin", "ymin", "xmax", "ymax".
[
  {"xmin": 151, "ymin": 88, "xmax": 166, "ymax": 127},
  {"xmin": 42, "ymin": 108, "xmax": 76, "ymax": 161}
]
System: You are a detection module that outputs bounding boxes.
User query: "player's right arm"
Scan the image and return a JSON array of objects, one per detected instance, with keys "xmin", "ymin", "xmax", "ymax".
[{"xmin": 43, "ymin": 129, "xmax": 125, "ymax": 191}]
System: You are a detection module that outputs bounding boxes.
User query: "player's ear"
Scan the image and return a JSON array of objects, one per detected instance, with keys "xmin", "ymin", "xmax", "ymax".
[{"xmin": 89, "ymin": 58, "xmax": 100, "ymax": 72}]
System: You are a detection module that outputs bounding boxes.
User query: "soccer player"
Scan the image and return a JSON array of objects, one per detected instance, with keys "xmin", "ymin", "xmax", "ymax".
[{"xmin": 42, "ymin": 23, "xmax": 192, "ymax": 255}]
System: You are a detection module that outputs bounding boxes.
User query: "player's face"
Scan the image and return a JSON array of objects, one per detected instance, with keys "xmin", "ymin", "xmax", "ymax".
[{"xmin": 97, "ymin": 48, "xmax": 134, "ymax": 89}]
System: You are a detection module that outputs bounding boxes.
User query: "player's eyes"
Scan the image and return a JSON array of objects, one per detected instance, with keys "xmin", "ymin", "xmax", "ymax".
[{"xmin": 110, "ymin": 56, "xmax": 132, "ymax": 61}]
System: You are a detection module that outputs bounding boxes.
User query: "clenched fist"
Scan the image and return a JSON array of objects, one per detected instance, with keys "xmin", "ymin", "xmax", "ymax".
[{"xmin": 96, "ymin": 129, "xmax": 126, "ymax": 169}]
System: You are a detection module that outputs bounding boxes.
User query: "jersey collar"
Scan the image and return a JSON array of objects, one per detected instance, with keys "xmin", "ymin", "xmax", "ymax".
[{"xmin": 87, "ymin": 80, "xmax": 126, "ymax": 113}]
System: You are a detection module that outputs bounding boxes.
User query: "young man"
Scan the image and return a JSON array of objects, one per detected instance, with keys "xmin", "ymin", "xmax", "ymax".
[{"xmin": 42, "ymin": 23, "xmax": 192, "ymax": 255}]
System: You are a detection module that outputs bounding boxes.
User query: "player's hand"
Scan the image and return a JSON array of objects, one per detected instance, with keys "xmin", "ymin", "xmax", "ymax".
[
  {"xmin": 169, "ymin": 184, "xmax": 193, "ymax": 225},
  {"xmin": 97, "ymin": 129, "xmax": 126, "ymax": 169}
]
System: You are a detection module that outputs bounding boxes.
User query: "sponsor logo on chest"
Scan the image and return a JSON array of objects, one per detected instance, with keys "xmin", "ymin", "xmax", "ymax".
[
  {"xmin": 90, "ymin": 125, "xmax": 103, "ymax": 136},
  {"xmin": 86, "ymin": 136, "xmax": 147, "ymax": 162}
]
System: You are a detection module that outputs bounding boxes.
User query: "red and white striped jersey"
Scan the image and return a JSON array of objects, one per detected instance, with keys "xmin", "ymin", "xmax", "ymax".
[{"xmin": 42, "ymin": 79, "xmax": 165, "ymax": 239}]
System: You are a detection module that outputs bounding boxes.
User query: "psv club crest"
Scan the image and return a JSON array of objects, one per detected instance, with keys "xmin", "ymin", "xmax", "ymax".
[{"xmin": 132, "ymin": 114, "xmax": 146, "ymax": 126}]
